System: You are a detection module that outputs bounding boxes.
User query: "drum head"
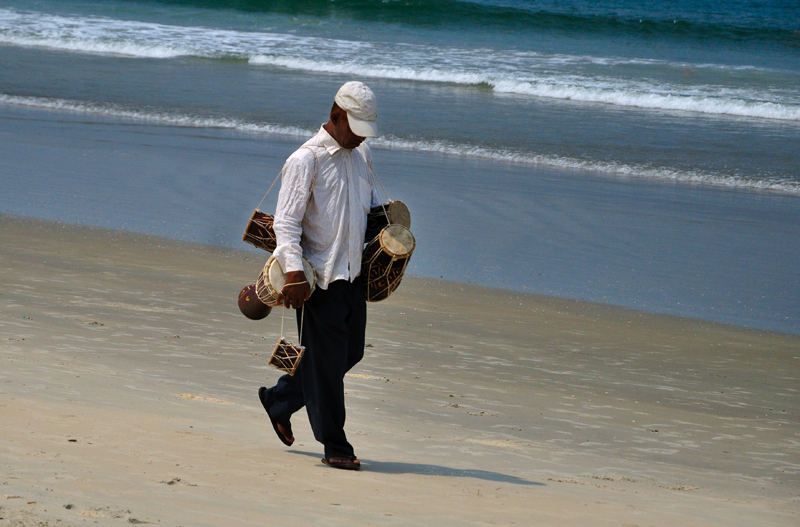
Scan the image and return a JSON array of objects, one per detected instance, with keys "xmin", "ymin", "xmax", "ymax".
[
  {"xmin": 380, "ymin": 224, "xmax": 415, "ymax": 257},
  {"xmin": 267, "ymin": 256, "xmax": 317, "ymax": 293},
  {"xmin": 388, "ymin": 200, "xmax": 411, "ymax": 230}
]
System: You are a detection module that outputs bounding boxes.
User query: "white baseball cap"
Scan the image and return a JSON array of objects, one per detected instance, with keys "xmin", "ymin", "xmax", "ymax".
[{"xmin": 334, "ymin": 81, "xmax": 378, "ymax": 138}]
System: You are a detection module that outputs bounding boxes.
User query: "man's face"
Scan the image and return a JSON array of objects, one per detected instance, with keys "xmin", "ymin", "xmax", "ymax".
[{"xmin": 331, "ymin": 109, "xmax": 365, "ymax": 150}]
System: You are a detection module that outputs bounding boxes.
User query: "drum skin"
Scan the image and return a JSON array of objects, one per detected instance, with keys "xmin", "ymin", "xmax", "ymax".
[
  {"xmin": 361, "ymin": 224, "xmax": 415, "ymax": 302},
  {"xmin": 238, "ymin": 284, "xmax": 272, "ymax": 320},
  {"xmin": 365, "ymin": 200, "xmax": 411, "ymax": 242},
  {"xmin": 256, "ymin": 256, "xmax": 317, "ymax": 307}
]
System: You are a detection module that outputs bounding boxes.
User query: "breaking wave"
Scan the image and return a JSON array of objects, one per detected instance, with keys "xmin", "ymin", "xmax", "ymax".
[
  {"xmin": 3, "ymin": 93, "xmax": 798, "ymax": 196},
  {"xmin": 2, "ymin": 9, "xmax": 799, "ymax": 122}
]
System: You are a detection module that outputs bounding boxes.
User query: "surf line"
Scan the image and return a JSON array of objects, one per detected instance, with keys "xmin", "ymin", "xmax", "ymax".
[{"xmin": 2, "ymin": 93, "xmax": 797, "ymax": 196}]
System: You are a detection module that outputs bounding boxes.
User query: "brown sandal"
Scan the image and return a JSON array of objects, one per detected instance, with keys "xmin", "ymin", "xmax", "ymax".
[{"xmin": 322, "ymin": 456, "xmax": 361, "ymax": 471}]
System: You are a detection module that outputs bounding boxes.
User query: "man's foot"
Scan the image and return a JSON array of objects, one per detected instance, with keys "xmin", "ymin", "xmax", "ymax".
[
  {"xmin": 258, "ymin": 387, "xmax": 294, "ymax": 446},
  {"xmin": 321, "ymin": 456, "xmax": 361, "ymax": 471}
]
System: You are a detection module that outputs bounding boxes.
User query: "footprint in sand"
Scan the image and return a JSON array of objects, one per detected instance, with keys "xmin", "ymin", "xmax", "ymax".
[
  {"xmin": 174, "ymin": 393, "xmax": 230, "ymax": 404},
  {"xmin": 347, "ymin": 373, "xmax": 390, "ymax": 382}
]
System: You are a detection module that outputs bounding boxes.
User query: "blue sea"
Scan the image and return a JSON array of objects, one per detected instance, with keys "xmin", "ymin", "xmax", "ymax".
[{"xmin": 1, "ymin": 0, "xmax": 798, "ymax": 333}]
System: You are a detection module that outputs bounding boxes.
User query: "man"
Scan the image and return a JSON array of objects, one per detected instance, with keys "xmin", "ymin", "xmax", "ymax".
[{"xmin": 258, "ymin": 81, "xmax": 381, "ymax": 471}]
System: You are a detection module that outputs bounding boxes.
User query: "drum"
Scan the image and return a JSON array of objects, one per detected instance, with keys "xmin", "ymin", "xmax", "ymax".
[
  {"xmin": 255, "ymin": 256, "xmax": 317, "ymax": 307},
  {"xmin": 364, "ymin": 200, "xmax": 411, "ymax": 242},
  {"xmin": 238, "ymin": 284, "xmax": 272, "ymax": 320},
  {"xmin": 361, "ymin": 224, "xmax": 415, "ymax": 302},
  {"xmin": 242, "ymin": 209, "xmax": 277, "ymax": 253},
  {"xmin": 268, "ymin": 338, "xmax": 305, "ymax": 376}
]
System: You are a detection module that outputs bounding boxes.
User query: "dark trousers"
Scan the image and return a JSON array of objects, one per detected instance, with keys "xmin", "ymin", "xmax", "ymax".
[{"xmin": 265, "ymin": 277, "xmax": 366, "ymax": 459}]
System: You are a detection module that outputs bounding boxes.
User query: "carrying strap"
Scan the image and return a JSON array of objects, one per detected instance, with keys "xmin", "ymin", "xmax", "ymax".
[
  {"xmin": 301, "ymin": 146, "xmax": 320, "ymax": 203},
  {"xmin": 280, "ymin": 304, "xmax": 305, "ymax": 347},
  {"xmin": 256, "ymin": 171, "xmax": 281, "ymax": 210},
  {"xmin": 366, "ymin": 156, "xmax": 392, "ymax": 222},
  {"xmin": 367, "ymin": 156, "xmax": 390, "ymax": 204},
  {"xmin": 256, "ymin": 145, "xmax": 321, "ymax": 210}
]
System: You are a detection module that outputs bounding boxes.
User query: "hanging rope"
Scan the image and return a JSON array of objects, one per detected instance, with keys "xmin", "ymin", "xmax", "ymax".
[
  {"xmin": 279, "ymin": 303, "xmax": 305, "ymax": 347},
  {"xmin": 367, "ymin": 157, "xmax": 392, "ymax": 222},
  {"xmin": 256, "ymin": 145, "xmax": 322, "ymax": 210},
  {"xmin": 299, "ymin": 304, "xmax": 305, "ymax": 347},
  {"xmin": 256, "ymin": 170, "xmax": 282, "ymax": 211}
]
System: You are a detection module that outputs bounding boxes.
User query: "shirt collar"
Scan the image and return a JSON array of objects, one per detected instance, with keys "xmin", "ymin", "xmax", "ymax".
[{"xmin": 317, "ymin": 126, "xmax": 345, "ymax": 156}]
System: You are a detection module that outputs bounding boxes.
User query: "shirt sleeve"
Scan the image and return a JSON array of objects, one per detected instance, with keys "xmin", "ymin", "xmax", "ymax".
[{"xmin": 272, "ymin": 148, "xmax": 315, "ymax": 273}]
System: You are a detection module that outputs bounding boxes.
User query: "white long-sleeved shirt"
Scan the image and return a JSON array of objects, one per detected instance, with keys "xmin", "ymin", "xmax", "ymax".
[{"xmin": 272, "ymin": 126, "xmax": 381, "ymax": 290}]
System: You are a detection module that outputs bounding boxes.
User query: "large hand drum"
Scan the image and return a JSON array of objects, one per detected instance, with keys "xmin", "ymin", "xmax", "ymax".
[
  {"xmin": 256, "ymin": 256, "xmax": 317, "ymax": 307},
  {"xmin": 242, "ymin": 210, "xmax": 277, "ymax": 253},
  {"xmin": 361, "ymin": 224, "xmax": 415, "ymax": 302},
  {"xmin": 365, "ymin": 200, "xmax": 411, "ymax": 242}
]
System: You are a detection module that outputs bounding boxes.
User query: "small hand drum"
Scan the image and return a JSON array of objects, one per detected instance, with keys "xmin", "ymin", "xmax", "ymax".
[
  {"xmin": 268, "ymin": 338, "xmax": 305, "ymax": 376},
  {"xmin": 238, "ymin": 284, "xmax": 272, "ymax": 320},
  {"xmin": 242, "ymin": 209, "xmax": 277, "ymax": 253},
  {"xmin": 256, "ymin": 256, "xmax": 317, "ymax": 307}
]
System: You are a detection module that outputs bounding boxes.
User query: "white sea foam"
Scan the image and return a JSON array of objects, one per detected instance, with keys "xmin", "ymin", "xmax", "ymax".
[
  {"xmin": 370, "ymin": 136, "xmax": 800, "ymax": 195},
  {"xmin": 2, "ymin": 8, "xmax": 800, "ymax": 122},
  {"xmin": 3, "ymin": 93, "xmax": 797, "ymax": 196},
  {"xmin": 247, "ymin": 55, "xmax": 489, "ymax": 85},
  {"xmin": 1, "ymin": 34, "xmax": 188, "ymax": 58},
  {"xmin": 491, "ymin": 81, "xmax": 800, "ymax": 121},
  {"xmin": 0, "ymin": 94, "xmax": 313, "ymax": 137}
]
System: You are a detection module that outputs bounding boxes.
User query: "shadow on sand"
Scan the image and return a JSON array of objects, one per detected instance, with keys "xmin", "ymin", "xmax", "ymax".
[{"xmin": 289, "ymin": 450, "xmax": 543, "ymax": 486}]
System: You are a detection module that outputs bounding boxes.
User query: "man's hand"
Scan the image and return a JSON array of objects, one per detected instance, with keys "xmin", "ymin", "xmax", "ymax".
[{"xmin": 277, "ymin": 270, "xmax": 311, "ymax": 309}]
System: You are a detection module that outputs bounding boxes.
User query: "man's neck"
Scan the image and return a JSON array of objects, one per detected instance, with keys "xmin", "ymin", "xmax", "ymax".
[{"xmin": 323, "ymin": 121, "xmax": 344, "ymax": 149}]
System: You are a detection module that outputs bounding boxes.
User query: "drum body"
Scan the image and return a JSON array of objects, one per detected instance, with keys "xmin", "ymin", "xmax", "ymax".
[
  {"xmin": 268, "ymin": 338, "xmax": 305, "ymax": 376},
  {"xmin": 361, "ymin": 224, "xmax": 416, "ymax": 302},
  {"xmin": 238, "ymin": 283, "xmax": 272, "ymax": 320},
  {"xmin": 256, "ymin": 256, "xmax": 317, "ymax": 307},
  {"xmin": 365, "ymin": 200, "xmax": 411, "ymax": 242},
  {"xmin": 242, "ymin": 209, "xmax": 277, "ymax": 253}
]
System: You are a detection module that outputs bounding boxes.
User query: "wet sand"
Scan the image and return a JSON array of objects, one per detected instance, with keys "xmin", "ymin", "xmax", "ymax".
[
  {"xmin": 1, "ymin": 214, "xmax": 798, "ymax": 526},
  {"xmin": 3, "ymin": 104, "xmax": 799, "ymax": 335}
]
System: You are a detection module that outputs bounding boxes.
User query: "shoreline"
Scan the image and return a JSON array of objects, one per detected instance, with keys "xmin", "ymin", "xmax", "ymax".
[
  {"xmin": 2, "ymin": 212, "xmax": 797, "ymax": 338},
  {"xmin": 1, "ymin": 214, "xmax": 798, "ymax": 526}
]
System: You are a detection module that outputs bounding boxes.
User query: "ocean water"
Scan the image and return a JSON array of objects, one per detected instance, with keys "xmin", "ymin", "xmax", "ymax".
[{"xmin": 1, "ymin": 0, "xmax": 799, "ymax": 333}]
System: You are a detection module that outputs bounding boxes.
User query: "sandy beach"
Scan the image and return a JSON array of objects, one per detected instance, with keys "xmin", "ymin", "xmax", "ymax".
[
  {"xmin": 1, "ymin": 214, "xmax": 797, "ymax": 526},
  {"xmin": 3, "ymin": 1, "xmax": 799, "ymax": 524}
]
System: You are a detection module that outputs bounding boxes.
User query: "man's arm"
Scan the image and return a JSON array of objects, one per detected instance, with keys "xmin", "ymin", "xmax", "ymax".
[{"xmin": 272, "ymin": 150, "xmax": 315, "ymax": 309}]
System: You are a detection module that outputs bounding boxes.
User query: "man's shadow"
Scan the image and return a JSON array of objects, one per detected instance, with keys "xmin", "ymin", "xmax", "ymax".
[{"xmin": 289, "ymin": 450, "xmax": 543, "ymax": 486}]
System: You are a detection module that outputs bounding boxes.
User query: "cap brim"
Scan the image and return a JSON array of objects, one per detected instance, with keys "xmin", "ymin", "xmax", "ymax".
[{"xmin": 346, "ymin": 113, "xmax": 379, "ymax": 138}]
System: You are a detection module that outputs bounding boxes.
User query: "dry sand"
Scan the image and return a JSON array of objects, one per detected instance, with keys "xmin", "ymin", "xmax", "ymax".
[{"xmin": 1, "ymin": 214, "xmax": 798, "ymax": 526}]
